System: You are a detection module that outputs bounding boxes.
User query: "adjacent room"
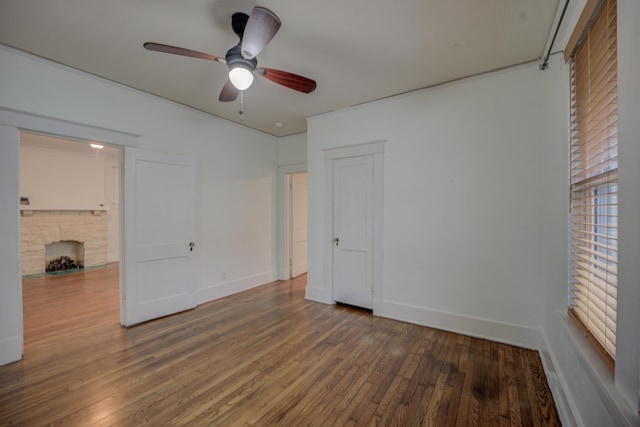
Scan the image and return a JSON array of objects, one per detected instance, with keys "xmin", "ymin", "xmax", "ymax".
[
  {"xmin": 0, "ymin": 0, "xmax": 638, "ymax": 425},
  {"xmin": 19, "ymin": 133, "xmax": 120, "ymax": 275}
]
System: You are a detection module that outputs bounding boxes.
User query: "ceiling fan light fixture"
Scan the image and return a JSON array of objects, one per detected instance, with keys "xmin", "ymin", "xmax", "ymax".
[
  {"xmin": 225, "ymin": 43, "xmax": 257, "ymax": 91},
  {"xmin": 144, "ymin": 7, "xmax": 316, "ymax": 104},
  {"xmin": 229, "ymin": 63, "xmax": 254, "ymax": 91}
]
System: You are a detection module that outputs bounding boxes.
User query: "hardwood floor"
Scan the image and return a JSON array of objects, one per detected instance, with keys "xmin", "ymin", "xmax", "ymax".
[{"xmin": 1, "ymin": 266, "xmax": 560, "ymax": 426}]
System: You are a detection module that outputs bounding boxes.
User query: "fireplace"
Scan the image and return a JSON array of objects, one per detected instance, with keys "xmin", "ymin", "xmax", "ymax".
[
  {"xmin": 20, "ymin": 210, "xmax": 107, "ymax": 276},
  {"xmin": 45, "ymin": 240, "xmax": 84, "ymax": 273}
]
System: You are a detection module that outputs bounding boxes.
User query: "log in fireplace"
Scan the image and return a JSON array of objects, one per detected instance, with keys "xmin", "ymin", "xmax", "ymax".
[
  {"xmin": 44, "ymin": 240, "xmax": 84, "ymax": 274},
  {"xmin": 46, "ymin": 255, "xmax": 83, "ymax": 273}
]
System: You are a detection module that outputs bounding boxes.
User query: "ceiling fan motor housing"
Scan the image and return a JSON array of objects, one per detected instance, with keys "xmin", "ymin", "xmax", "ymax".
[{"xmin": 225, "ymin": 43, "xmax": 258, "ymax": 72}]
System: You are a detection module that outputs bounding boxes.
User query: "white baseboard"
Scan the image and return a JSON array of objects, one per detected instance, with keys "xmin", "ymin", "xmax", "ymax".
[
  {"xmin": 539, "ymin": 336, "xmax": 579, "ymax": 427},
  {"xmin": 196, "ymin": 271, "xmax": 274, "ymax": 304},
  {"xmin": 374, "ymin": 299, "xmax": 544, "ymax": 350},
  {"xmin": 0, "ymin": 335, "xmax": 22, "ymax": 366},
  {"xmin": 107, "ymin": 252, "xmax": 119, "ymax": 263},
  {"xmin": 304, "ymin": 285, "xmax": 332, "ymax": 304}
]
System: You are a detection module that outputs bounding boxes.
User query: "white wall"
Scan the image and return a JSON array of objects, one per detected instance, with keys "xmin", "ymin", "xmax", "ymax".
[
  {"xmin": 307, "ymin": 60, "xmax": 565, "ymax": 347},
  {"xmin": 0, "ymin": 45, "xmax": 279, "ymax": 363},
  {"xmin": 19, "ymin": 138, "xmax": 106, "ymax": 210},
  {"xmin": 277, "ymin": 132, "xmax": 307, "ymax": 166}
]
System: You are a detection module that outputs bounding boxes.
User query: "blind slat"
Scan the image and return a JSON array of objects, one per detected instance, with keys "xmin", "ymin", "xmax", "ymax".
[
  {"xmin": 574, "ymin": 251, "xmax": 618, "ymax": 275},
  {"xmin": 574, "ymin": 261, "xmax": 617, "ymax": 285},
  {"xmin": 573, "ymin": 245, "xmax": 617, "ymax": 264},
  {"xmin": 575, "ymin": 238, "xmax": 617, "ymax": 254}
]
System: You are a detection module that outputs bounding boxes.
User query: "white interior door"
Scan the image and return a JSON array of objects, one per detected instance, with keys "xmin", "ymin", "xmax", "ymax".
[
  {"xmin": 123, "ymin": 147, "xmax": 196, "ymax": 326},
  {"xmin": 332, "ymin": 155, "xmax": 373, "ymax": 309},
  {"xmin": 290, "ymin": 173, "xmax": 307, "ymax": 278}
]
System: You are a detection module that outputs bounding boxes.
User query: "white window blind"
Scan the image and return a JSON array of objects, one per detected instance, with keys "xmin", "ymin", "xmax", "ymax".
[{"xmin": 569, "ymin": 0, "xmax": 618, "ymax": 366}]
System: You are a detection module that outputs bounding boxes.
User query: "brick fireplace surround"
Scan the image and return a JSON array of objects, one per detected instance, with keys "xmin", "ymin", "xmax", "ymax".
[{"xmin": 20, "ymin": 210, "xmax": 108, "ymax": 276}]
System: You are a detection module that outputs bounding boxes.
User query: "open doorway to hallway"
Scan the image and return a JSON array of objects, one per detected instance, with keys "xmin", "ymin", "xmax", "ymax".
[{"xmin": 287, "ymin": 172, "xmax": 307, "ymax": 279}]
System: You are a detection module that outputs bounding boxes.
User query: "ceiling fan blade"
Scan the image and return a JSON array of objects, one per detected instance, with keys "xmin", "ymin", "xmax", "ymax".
[
  {"xmin": 241, "ymin": 7, "xmax": 281, "ymax": 59},
  {"xmin": 257, "ymin": 68, "xmax": 316, "ymax": 94},
  {"xmin": 144, "ymin": 42, "xmax": 224, "ymax": 63},
  {"xmin": 219, "ymin": 81, "xmax": 239, "ymax": 102}
]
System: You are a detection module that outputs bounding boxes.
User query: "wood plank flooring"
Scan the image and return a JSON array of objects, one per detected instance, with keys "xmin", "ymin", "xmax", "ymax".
[{"xmin": 1, "ymin": 265, "xmax": 560, "ymax": 426}]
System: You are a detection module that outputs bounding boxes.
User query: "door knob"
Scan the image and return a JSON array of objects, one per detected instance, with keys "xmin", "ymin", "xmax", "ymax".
[
  {"xmin": 189, "ymin": 242, "xmax": 195, "ymax": 252},
  {"xmin": 333, "ymin": 237, "xmax": 339, "ymax": 247}
]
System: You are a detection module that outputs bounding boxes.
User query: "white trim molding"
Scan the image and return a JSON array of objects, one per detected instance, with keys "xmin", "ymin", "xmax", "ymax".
[
  {"xmin": 0, "ymin": 336, "xmax": 22, "ymax": 366},
  {"xmin": 376, "ymin": 299, "xmax": 544, "ymax": 350},
  {"xmin": 197, "ymin": 271, "xmax": 275, "ymax": 304},
  {"xmin": 559, "ymin": 312, "xmax": 640, "ymax": 426},
  {"xmin": 0, "ymin": 107, "xmax": 138, "ymax": 148},
  {"xmin": 538, "ymin": 346, "xmax": 578, "ymax": 427},
  {"xmin": 304, "ymin": 285, "xmax": 333, "ymax": 304}
]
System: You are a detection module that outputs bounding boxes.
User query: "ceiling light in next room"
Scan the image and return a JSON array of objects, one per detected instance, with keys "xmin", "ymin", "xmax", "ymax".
[{"xmin": 90, "ymin": 143, "xmax": 104, "ymax": 149}]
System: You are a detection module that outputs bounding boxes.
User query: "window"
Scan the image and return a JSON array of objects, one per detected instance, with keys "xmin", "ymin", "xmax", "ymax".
[{"xmin": 568, "ymin": 0, "xmax": 618, "ymax": 370}]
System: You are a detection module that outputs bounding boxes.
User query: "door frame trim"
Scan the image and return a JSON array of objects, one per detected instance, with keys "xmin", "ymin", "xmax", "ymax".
[
  {"xmin": 323, "ymin": 141, "xmax": 385, "ymax": 308},
  {"xmin": 0, "ymin": 107, "xmax": 139, "ymax": 147},
  {"xmin": 0, "ymin": 107, "xmax": 138, "ymax": 364}
]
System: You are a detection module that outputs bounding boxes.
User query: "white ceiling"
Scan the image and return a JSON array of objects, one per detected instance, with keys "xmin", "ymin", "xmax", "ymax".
[
  {"xmin": 21, "ymin": 132, "xmax": 120, "ymax": 160},
  {"xmin": 0, "ymin": 0, "xmax": 560, "ymax": 137}
]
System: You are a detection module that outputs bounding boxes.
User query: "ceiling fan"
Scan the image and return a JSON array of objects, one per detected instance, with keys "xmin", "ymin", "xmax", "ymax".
[{"xmin": 143, "ymin": 7, "xmax": 316, "ymax": 103}]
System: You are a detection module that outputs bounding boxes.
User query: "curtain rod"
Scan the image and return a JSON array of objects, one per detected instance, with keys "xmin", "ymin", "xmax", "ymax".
[{"xmin": 540, "ymin": 0, "xmax": 570, "ymax": 70}]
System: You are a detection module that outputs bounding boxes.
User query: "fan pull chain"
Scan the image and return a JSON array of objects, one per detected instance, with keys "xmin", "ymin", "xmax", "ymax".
[{"xmin": 239, "ymin": 91, "xmax": 244, "ymax": 122}]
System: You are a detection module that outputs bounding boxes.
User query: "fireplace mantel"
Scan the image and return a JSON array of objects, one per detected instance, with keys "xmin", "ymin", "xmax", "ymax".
[{"xmin": 20, "ymin": 207, "xmax": 108, "ymax": 212}]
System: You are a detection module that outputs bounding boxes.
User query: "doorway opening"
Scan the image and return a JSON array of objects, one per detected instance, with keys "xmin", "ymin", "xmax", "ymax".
[
  {"xmin": 0, "ymin": 108, "xmax": 139, "ymax": 365},
  {"xmin": 278, "ymin": 164, "xmax": 307, "ymax": 281},
  {"xmin": 287, "ymin": 172, "xmax": 307, "ymax": 279},
  {"xmin": 19, "ymin": 131, "xmax": 122, "ymax": 349}
]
